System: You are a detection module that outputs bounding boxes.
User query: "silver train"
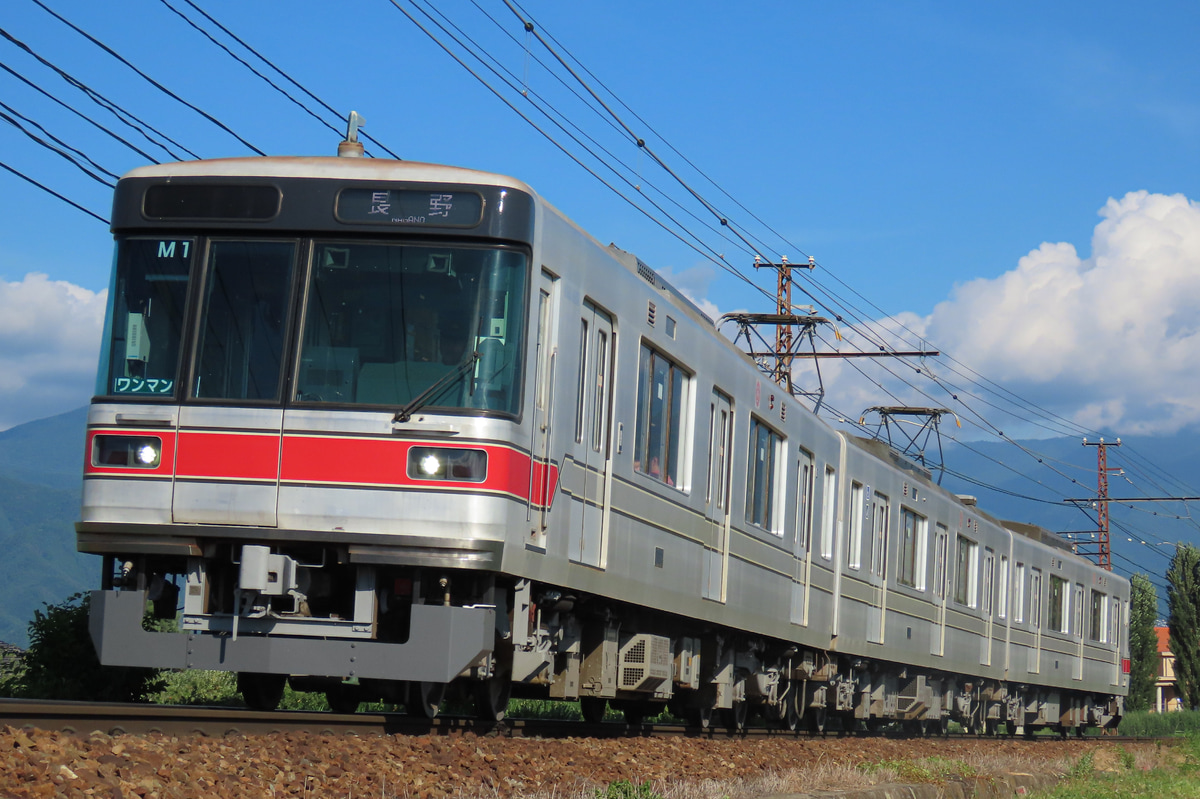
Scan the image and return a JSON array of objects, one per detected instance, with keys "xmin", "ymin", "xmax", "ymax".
[{"xmin": 79, "ymin": 141, "xmax": 1128, "ymax": 731}]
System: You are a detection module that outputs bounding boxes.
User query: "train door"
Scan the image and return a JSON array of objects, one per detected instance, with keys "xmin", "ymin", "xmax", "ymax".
[
  {"xmin": 570, "ymin": 303, "xmax": 613, "ymax": 567},
  {"xmin": 791, "ymin": 449, "xmax": 815, "ymax": 625},
  {"xmin": 1028, "ymin": 568, "xmax": 1043, "ymax": 674},
  {"xmin": 980, "ymin": 549, "xmax": 995, "ymax": 666},
  {"xmin": 172, "ymin": 240, "xmax": 297, "ymax": 526},
  {"xmin": 867, "ymin": 492, "xmax": 889, "ymax": 644},
  {"xmin": 1111, "ymin": 597, "xmax": 1123, "ymax": 686},
  {"xmin": 703, "ymin": 391, "xmax": 733, "ymax": 601},
  {"xmin": 529, "ymin": 270, "xmax": 558, "ymax": 548},
  {"xmin": 931, "ymin": 524, "xmax": 949, "ymax": 656},
  {"xmin": 1074, "ymin": 583, "xmax": 1085, "ymax": 680}
]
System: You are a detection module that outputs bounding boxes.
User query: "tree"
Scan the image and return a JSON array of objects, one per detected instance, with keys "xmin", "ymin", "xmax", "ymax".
[
  {"xmin": 1167, "ymin": 544, "xmax": 1200, "ymax": 710},
  {"xmin": 10, "ymin": 593, "xmax": 162, "ymax": 702},
  {"xmin": 1126, "ymin": 573, "xmax": 1159, "ymax": 712}
]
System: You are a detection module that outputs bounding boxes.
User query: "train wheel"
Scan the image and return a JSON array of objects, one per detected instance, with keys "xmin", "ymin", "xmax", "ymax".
[
  {"xmin": 326, "ymin": 683, "xmax": 361, "ymax": 714},
  {"xmin": 409, "ymin": 681, "xmax": 446, "ymax": 719},
  {"xmin": 721, "ymin": 700, "xmax": 749, "ymax": 733},
  {"xmin": 474, "ymin": 675, "xmax": 511, "ymax": 722},
  {"xmin": 807, "ymin": 707, "xmax": 828, "ymax": 735},
  {"xmin": 781, "ymin": 693, "xmax": 801, "ymax": 732},
  {"xmin": 474, "ymin": 644, "xmax": 513, "ymax": 722},
  {"xmin": 238, "ymin": 672, "xmax": 286, "ymax": 711},
  {"xmin": 686, "ymin": 705, "xmax": 714, "ymax": 730},
  {"xmin": 620, "ymin": 701, "xmax": 653, "ymax": 726},
  {"xmin": 580, "ymin": 697, "xmax": 607, "ymax": 724}
]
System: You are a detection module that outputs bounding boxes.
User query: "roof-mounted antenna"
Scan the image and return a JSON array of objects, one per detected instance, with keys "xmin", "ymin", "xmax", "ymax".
[{"xmin": 338, "ymin": 111, "xmax": 366, "ymax": 158}]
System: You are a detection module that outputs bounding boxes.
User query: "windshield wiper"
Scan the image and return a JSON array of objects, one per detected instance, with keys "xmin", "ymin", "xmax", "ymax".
[{"xmin": 392, "ymin": 351, "xmax": 480, "ymax": 424}]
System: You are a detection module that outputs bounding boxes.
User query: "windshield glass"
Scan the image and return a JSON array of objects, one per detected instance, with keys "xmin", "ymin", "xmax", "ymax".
[
  {"xmin": 296, "ymin": 242, "xmax": 528, "ymax": 415},
  {"xmin": 192, "ymin": 240, "xmax": 295, "ymax": 401},
  {"xmin": 97, "ymin": 237, "xmax": 194, "ymax": 398}
]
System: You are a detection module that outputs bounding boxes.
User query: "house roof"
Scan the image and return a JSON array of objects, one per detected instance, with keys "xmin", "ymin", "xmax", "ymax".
[{"xmin": 1157, "ymin": 626, "xmax": 1173, "ymax": 654}]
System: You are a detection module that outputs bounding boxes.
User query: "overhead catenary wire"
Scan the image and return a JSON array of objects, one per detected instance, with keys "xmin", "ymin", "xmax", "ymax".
[
  {"xmin": 28, "ymin": 0, "xmax": 266, "ymax": 156},
  {"xmin": 0, "ymin": 157, "xmax": 108, "ymax": 224},
  {"xmin": 0, "ymin": 99, "xmax": 118, "ymax": 184},
  {"xmin": 0, "ymin": 59, "xmax": 162, "ymax": 164},
  {"xmin": 173, "ymin": 0, "xmax": 403, "ymax": 160},
  {"xmin": 0, "ymin": 26, "xmax": 193, "ymax": 160}
]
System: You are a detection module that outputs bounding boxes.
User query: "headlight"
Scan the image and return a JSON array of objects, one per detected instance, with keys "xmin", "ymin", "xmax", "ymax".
[
  {"xmin": 407, "ymin": 447, "xmax": 487, "ymax": 483},
  {"xmin": 93, "ymin": 435, "xmax": 162, "ymax": 468}
]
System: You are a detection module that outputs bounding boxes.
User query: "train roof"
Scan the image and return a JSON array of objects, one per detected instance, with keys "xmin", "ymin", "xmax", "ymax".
[
  {"xmin": 844, "ymin": 435, "xmax": 1076, "ymax": 554},
  {"xmin": 121, "ymin": 156, "xmax": 539, "ymax": 194}
]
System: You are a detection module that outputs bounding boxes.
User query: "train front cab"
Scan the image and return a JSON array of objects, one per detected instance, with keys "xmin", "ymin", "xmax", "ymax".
[{"xmin": 78, "ymin": 160, "xmax": 551, "ymax": 712}]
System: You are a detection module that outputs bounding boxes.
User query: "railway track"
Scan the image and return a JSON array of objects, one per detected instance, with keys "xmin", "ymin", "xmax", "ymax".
[{"xmin": 0, "ymin": 698, "xmax": 1161, "ymax": 744}]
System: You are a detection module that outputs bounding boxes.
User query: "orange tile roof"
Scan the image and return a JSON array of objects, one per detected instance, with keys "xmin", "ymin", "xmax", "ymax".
[{"xmin": 1157, "ymin": 626, "xmax": 1172, "ymax": 654}]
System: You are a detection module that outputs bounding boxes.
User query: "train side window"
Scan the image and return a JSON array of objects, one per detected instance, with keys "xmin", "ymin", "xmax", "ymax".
[
  {"xmin": 1073, "ymin": 583, "xmax": 1084, "ymax": 638},
  {"xmin": 898, "ymin": 508, "xmax": 927, "ymax": 589},
  {"xmin": 820, "ymin": 466, "xmax": 837, "ymax": 560},
  {"xmin": 1049, "ymin": 575, "xmax": 1069, "ymax": 633},
  {"xmin": 1090, "ymin": 589, "xmax": 1108, "ymax": 642},
  {"xmin": 1014, "ymin": 562, "xmax": 1026, "ymax": 622},
  {"xmin": 633, "ymin": 343, "xmax": 691, "ymax": 489},
  {"xmin": 869, "ymin": 492, "xmax": 890, "ymax": 579},
  {"xmin": 796, "ymin": 449, "xmax": 814, "ymax": 550},
  {"xmin": 998, "ymin": 556, "xmax": 1009, "ymax": 620},
  {"xmin": 574, "ymin": 318, "xmax": 588, "ymax": 443},
  {"xmin": 1110, "ymin": 598, "xmax": 1121, "ymax": 650},
  {"xmin": 1029, "ymin": 568, "xmax": 1043, "ymax": 628},
  {"xmin": 981, "ymin": 548, "xmax": 995, "ymax": 616},
  {"xmin": 746, "ymin": 417, "xmax": 784, "ymax": 535},
  {"xmin": 932, "ymin": 524, "xmax": 948, "ymax": 597},
  {"xmin": 591, "ymin": 328, "xmax": 609, "ymax": 453},
  {"xmin": 847, "ymin": 482, "xmax": 866, "ymax": 570},
  {"xmin": 953, "ymin": 534, "xmax": 977, "ymax": 607}
]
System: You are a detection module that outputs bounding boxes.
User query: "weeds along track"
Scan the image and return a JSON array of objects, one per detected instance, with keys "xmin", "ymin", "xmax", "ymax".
[{"xmin": 0, "ymin": 698, "xmax": 1167, "ymax": 743}]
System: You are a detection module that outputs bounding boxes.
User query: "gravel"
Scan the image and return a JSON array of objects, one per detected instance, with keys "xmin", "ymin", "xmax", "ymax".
[{"xmin": 0, "ymin": 725, "xmax": 1167, "ymax": 798}]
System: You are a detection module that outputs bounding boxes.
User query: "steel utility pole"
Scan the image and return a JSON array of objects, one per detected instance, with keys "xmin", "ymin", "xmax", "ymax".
[{"xmin": 1082, "ymin": 438, "xmax": 1121, "ymax": 571}]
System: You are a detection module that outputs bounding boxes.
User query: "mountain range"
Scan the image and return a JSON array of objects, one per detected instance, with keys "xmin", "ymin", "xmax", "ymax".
[{"xmin": 0, "ymin": 406, "xmax": 1191, "ymax": 646}]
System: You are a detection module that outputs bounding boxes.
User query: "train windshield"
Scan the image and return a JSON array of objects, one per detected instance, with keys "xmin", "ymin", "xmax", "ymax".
[
  {"xmin": 96, "ymin": 237, "xmax": 195, "ymax": 398},
  {"xmin": 295, "ymin": 242, "xmax": 528, "ymax": 415},
  {"xmin": 98, "ymin": 237, "xmax": 528, "ymax": 417}
]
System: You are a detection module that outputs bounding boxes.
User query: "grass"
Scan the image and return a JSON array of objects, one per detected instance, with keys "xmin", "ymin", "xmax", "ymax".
[
  {"xmin": 1037, "ymin": 735, "xmax": 1200, "ymax": 798},
  {"xmin": 858, "ymin": 755, "xmax": 982, "ymax": 784},
  {"xmin": 1119, "ymin": 709, "xmax": 1200, "ymax": 737}
]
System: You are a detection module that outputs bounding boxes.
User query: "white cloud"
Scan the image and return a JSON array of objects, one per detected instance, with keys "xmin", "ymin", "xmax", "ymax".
[
  {"xmin": 0, "ymin": 273, "xmax": 106, "ymax": 430},
  {"xmin": 809, "ymin": 191, "xmax": 1200, "ymax": 437}
]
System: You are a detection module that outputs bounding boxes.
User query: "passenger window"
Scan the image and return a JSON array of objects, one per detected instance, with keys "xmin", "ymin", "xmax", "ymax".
[
  {"xmin": 633, "ymin": 343, "xmax": 691, "ymax": 489},
  {"xmin": 953, "ymin": 534, "xmax": 977, "ymax": 607},
  {"xmin": 848, "ymin": 483, "xmax": 866, "ymax": 570},
  {"xmin": 1049, "ymin": 575, "xmax": 1069, "ymax": 633},
  {"xmin": 932, "ymin": 524, "xmax": 949, "ymax": 598},
  {"xmin": 820, "ymin": 467, "xmax": 837, "ymax": 560},
  {"xmin": 746, "ymin": 417, "xmax": 784, "ymax": 534},
  {"xmin": 796, "ymin": 450, "xmax": 814, "ymax": 549},
  {"xmin": 898, "ymin": 508, "xmax": 927, "ymax": 589},
  {"xmin": 574, "ymin": 319, "xmax": 588, "ymax": 443}
]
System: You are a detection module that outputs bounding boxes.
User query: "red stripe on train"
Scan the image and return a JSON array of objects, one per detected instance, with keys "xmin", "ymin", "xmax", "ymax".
[{"xmin": 84, "ymin": 429, "xmax": 560, "ymax": 507}]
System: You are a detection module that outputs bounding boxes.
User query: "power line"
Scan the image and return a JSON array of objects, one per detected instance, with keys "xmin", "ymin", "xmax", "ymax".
[
  {"xmin": 0, "ymin": 26, "xmax": 193, "ymax": 160},
  {"xmin": 0, "ymin": 59, "xmax": 162, "ymax": 163},
  {"xmin": 0, "ymin": 158, "xmax": 108, "ymax": 224},
  {"xmin": 174, "ymin": 0, "xmax": 402, "ymax": 160},
  {"xmin": 29, "ymin": 0, "xmax": 266, "ymax": 156}
]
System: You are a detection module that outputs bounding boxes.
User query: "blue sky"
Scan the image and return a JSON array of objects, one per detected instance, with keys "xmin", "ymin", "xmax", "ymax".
[{"xmin": 1, "ymin": 0, "xmax": 1199, "ymax": 440}]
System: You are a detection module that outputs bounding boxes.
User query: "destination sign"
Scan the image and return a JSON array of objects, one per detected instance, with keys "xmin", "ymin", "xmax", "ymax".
[{"xmin": 337, "ymin": 189, "xmax": 484, "ymax": 227}]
